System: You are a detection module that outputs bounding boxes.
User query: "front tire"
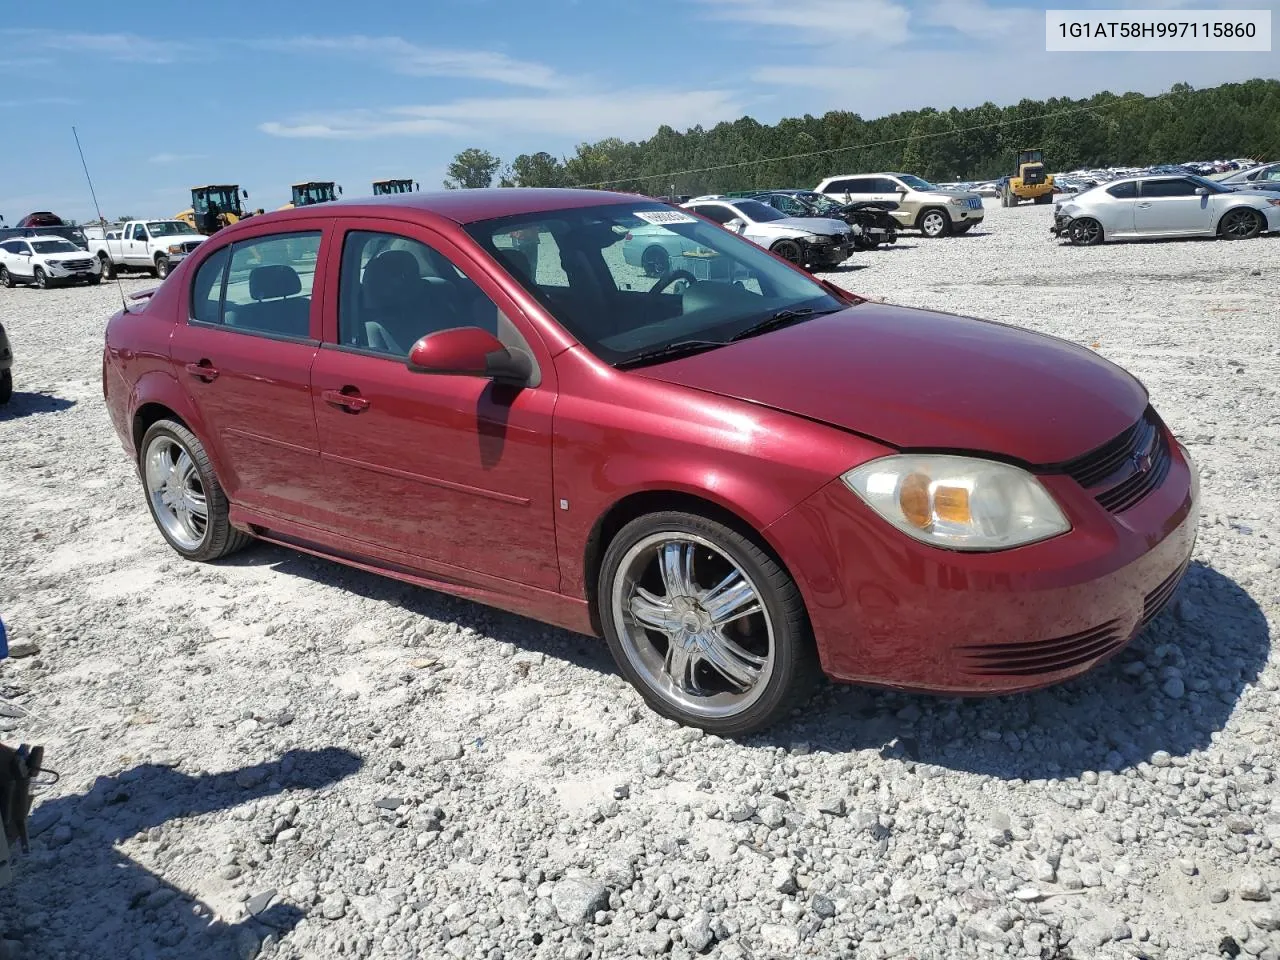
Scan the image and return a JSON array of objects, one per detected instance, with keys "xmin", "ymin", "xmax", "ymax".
[
  {"xmin": 598, "ymin": 510, "xmax": 817, "ymax": 736},
  {"xmin": 33, "ymin": 268, "xmax": 49, "ymax": 289},
  {"xmin": 770, "ymin": 239, "xmax": 804, "ymax": 266},
  {"xmin": 154, "ymin": 255, "xmax": 170, "ymax": 279},
  {"xmin": 1068, "ymin": 217, "xmax": 1104, "ymax": 246},
  {"xmin": 139, "ymin": 419, "xmax": 253, "ymax": 562},
  {"xmin": 0, "ymin": 369, "xmax": 11, "ymax": 404},
  {"xmin": 1219, "ymin": 208, "xmax": 1263, "ymax": 240},
  {"xmin": 918, "ymin": 208, "xmax": 951, "ymax": 238}
]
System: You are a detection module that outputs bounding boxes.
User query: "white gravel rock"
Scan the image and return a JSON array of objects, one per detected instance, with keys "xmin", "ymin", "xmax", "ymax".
[{"xmin": 2, "ymin": 204, "xmax": 1279, "ymax": 959}]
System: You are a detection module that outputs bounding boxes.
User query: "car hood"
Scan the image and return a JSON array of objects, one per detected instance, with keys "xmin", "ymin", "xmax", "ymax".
[
  {"xmin": 37, "ymin": 251, "xmax": 92, "ymax": 263},
  {"xmin": 755, "ymin": 217, "xmax": 851, "ymax": 238},
  {"xmin": 635, "ymin": 303, "xmax": 1148, "ymax": 465},
  {"xmin": 923, "ymin": 189, "xmax": 982, "ymax": 201}
]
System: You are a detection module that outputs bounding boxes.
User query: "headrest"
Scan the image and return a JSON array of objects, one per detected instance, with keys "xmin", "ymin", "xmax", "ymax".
[
  {"xmin": 363, "ymin": 249, "xmax": 420, "ymax": 287},
  {"xmin": 249, "ymin": 263, "xmax": 301, "ymax": 300},
  {"xmin": 496, "ymin": 247, "xmax": 531, "ymax": 281}
]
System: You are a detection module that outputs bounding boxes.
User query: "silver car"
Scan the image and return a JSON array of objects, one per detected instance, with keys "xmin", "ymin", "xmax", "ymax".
[
  {"xmin": 1051, "ymin": 174, "xmax": 1280, "ymax": 245},
  {"xmin": 679, "ymin": 198, "xmax": 857, "ymax": 270},
  {"xmin": 1211, "ymin": 161, "xmax": 1280, "ymax": 186}
]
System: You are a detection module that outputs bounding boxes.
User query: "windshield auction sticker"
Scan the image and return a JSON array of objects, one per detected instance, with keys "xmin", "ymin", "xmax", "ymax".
[
  {"xmin": 1046, "ymin": 8, "xmax": 1271, "ymax": 49},
  {"xmin": 635, "ymin": 210, "xmax": 700, "ymax": 225}
]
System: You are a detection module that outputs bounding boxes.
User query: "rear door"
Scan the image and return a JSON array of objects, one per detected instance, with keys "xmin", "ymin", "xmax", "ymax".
[
  {"xmin": 168, "ymin": 219, "xmax": 334, "ymax": 525},
  {"xmin": 1134, "ymin": 178, "xmax": 1214, "ymax": 235},
  {"xmin": 308, "ymin": 219, "xmax": 560, "ymax": 588}
]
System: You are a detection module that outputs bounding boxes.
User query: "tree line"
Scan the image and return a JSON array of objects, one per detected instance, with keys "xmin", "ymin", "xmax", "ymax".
[{"xmin": 442, "ymin": 79, "xmax": 1280, "ymax": 195}]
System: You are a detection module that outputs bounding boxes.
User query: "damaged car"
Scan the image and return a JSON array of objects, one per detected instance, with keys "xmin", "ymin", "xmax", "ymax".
[
  {"xmin": 753, "ymin": 190, "xmax": 899, "ymax": 250},
  {"xmin": 679, "ymin": 196, "xmax": 857, "ymax": 270}
]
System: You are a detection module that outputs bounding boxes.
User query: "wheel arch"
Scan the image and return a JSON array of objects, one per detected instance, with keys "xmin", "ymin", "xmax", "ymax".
[
  {"xmin": 915, "ymin": 205, "xmax": 951, "ymax": 230},
  {"xmin": 581, "ymin": 488, "xmax": 797, "ymax": 637}
]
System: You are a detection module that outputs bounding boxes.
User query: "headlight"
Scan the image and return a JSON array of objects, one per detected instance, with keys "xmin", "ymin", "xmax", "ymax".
[
  {"xmin": 841, "ymin": 455, "xmax": 1071, "ymax": 551},
  {"xmin": 168, "ymin": 244, "xmax": 183, "ymax": 254},
  {"xmin": 949, "ymin": 197, "xmax": 967, "ymax": 206}
]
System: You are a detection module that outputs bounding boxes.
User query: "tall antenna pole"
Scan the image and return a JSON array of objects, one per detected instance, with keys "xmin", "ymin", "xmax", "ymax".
[{"xmin": 72, "ymin": 125, "xmax": 128, "ymax": 313}]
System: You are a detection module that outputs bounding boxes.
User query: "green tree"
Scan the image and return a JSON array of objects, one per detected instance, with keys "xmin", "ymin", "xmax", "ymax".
[
  {"xmin": 443, "ymin": 148, "xmax": 502, "ymax": 190},
  {"xmin": 508, "ymin": 151, "xmax": 568, "ymax": 187}
]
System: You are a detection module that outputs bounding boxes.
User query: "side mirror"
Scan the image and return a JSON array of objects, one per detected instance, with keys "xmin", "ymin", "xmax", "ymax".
[
  {"xmin": 1194, "ymin": 187, "xmax": 1209, "ymax": 195},
  {"xmin": 243, "ymin": 190, "xmax": 249, "ymax": 199},
  {"xmin": 338, "ymin": 185, "xmax": 344, "ymax": 195},
  {"xmin": 725, "ymin": 218, "xmax": 745, "ymax": 233},
  {"xmin": 407, "ymin": 327, "xmax": 532, "ymax": 385}
]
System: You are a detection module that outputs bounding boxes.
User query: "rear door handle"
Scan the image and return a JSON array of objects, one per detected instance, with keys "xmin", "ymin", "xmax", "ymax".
[
  {"xmin": 185, "ymin": 360, "xmax": 219, "ymax": 382},
  {"xmin": 322, "ymin": 388, "xmax": 370, "ymax": 413}
]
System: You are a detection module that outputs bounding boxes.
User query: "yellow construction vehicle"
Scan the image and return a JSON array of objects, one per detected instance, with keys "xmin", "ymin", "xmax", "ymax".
[
  {"xmin": 176, "ymin": 185, "xmax": 251, "ymax": 235},
  {"xmin": 278, "ymin": 181, "xmax": 343, "ymax": 210},
  {"xmin": 373, "ymin": 178, "xmax": 419, "ymax": 195},
  {"xmin": 1001, "ymin": 149, "xmax": 1055, "ymax": 206}
]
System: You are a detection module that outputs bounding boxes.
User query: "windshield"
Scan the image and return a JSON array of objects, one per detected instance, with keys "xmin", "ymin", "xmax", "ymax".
[
  {"xmin": 464, "ymin": 202, "xmax": 846, "ymax": 366},
  {"xmin": 31, "ymin": 239, "xmax": 79, "ymax": 254},
  {"xmin": 377, "ymin": 181, "xmax": 413, "ymax": 194},
  {"xmin": 730, "ymin": 199, "xmax": 787, "ymax": 223},
  {"xmin": 1187, "ymin": 174, "xmax": 1229, "ymax": 193},
  {"xmin": 797, "ymin": 192, "xmax": 842, "ymax": 214},
  {"xmin": 898, "ymin": 174, "xmax": 935, "ymax": 190},
  {"xmin": 296, "ymin": 184, "xmax": 337, "ymax": 205},
  {"xmin": 146, "ymin": 221, "xmax": 197, "ymax": 237},
  {"xmin": 195, "ymin": 188, "xmax": 242, "ymax": 215}
]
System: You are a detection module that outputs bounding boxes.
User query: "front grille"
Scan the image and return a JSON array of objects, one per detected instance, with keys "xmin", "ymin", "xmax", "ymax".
[
  {"xmin": 966, "ymin": 197, "xmax": 983, "ymax": 210},
  {"xmin": 1060, "ymin": 407, "xmax": 1171, "ymax": 513},
  {"xmin": 1142, "ymin": 558, "xmax": 1190, "ymax": 626},
  {"xmin": 180, "ymin": 241, "xmax": 202, "ymax": 253},
  {"xmin": 62, "ymin": 259, "xmax": 93, "ymax": 270},
  {"xmin": 958, "ymin": 620, "xmax": 1125, "ymax": 676}
]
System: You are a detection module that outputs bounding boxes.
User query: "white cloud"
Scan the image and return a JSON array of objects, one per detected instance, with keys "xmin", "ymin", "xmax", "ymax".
[
  {"xmin": 260, "ymin": 88, "xmax": 744, "ymax": 141},
  {"xmin": 1, "ymin": 29, "xmax": 187, "ymax": 64},
  {"xmin": 0, "ymin": 96, "xmax": 78, "ymax": 108},
  {"xmin": 697, "ymin": 0, "xmax": 913, "ymax": 45},
  {"xmin": 260, "ymin": 35, "xmax": 566, "ymax": 89}
]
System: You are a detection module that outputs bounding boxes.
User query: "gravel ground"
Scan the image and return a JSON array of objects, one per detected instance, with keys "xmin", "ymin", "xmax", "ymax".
[{"xmin": 1, "ymin": 201, "xmax": 1278, "ymax": 960}]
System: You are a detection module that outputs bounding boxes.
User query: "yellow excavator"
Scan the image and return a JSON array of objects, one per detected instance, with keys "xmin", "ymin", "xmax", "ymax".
[
  {"xmin": 278, "ymin": 181, "xmax": 343, "ymax": 210},
  {"xmin": 176, "ymin": 185, "xmax": 251, "ymax": 235},
  {"xmin": 373, "ymin": 178, "xmax": 419, "ymax": 195},
  {"xmin": 1001, "ymin": 149, "xmax": 1055, "ymax": 206}
]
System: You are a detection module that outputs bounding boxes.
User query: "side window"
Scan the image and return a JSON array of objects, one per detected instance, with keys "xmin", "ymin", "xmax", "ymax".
[
  {"xmin": 131, "ymin": 224, "xmax": 145, "ymax": 241},
  {"xmin": 220, "ymin": 231, "xmax": 320, "ymax": 339},
  {"xmin": 696, "ymin": 205, "xmax": 734, "ymax": 225},
  {"xmin": 823, "ymin": 179, "xmax": 855, "ymax": 194},
  {"xmin": 338, "ymin": 230, "xmax": 529, "ymax": 362},
  {"xmin": 1106, "ymin": 181, "xmax": 1138, "ymax": 199},
  {"xmin": 1141, "ymin": 179, "xmax": 1197, "ymax": 198},
  {"xmin": 190, "ymin": 245, "xmax": 230, "ymax": 325},
  {"xmin": 873, "ymin": 178, "xmax": 902, "ymax": 193}
]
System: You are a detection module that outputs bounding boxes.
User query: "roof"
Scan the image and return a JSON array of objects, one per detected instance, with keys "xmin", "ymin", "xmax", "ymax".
[
  {"xmin": 216, "ymin": 187, "xmax": 646, "ymax": 228},
  {"xmin": 9, "ymin": 234, "xmax": 78, "ymax": 243}
]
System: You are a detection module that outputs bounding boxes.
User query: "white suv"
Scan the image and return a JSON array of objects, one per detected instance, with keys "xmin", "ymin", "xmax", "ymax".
[
  {"xmin": 815, "ymin": 173, "xmax": 985, "ymax": 238},
  {"xmin": 0, "ymin": 235, "xmax": 103, "ymax": 289}
]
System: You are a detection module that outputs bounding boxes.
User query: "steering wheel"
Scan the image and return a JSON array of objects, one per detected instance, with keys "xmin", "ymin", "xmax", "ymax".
[{"xmin": 649, "ymin": 268, "xmax": 696, "ymax": 295}]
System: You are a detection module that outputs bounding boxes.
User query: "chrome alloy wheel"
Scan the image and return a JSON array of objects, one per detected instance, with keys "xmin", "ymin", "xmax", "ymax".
[
  {"xmin": 611, "ymin": 533, "xmax": 774, "ymax": 719},
  {"xmin": 144, "ymin": 435, "xmax": 209, "ymax": 550}
]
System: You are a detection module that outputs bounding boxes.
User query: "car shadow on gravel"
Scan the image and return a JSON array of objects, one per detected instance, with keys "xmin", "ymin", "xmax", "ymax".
[
  {"xmin": 756, "ymin": 561, "xmax": 1270, "ymax": 780},
  {"xmin": 219, "ymin": 546, "xmax": 619, "ymax": 675},
  {"xmin": 3, "ymin": 746, "xmax": 361, "ymax": 959},
  {"xmin": 0, "ymin": 392, "xmax": 76, "ymax": 419}
]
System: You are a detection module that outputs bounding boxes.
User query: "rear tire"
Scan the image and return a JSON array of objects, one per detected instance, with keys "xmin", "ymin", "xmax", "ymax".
[
  {"xmin": 1034, "ymin": 194, "xmax": 1052, "ymax": 205},
  {"xmin": 598, "ymin": 510, "xmax": 817, "ymax": 736},
  {"xmin": 138, "ymin": 419, "xmax": 253, "ymax": 562},
  {"xmin": 99, "ymin": 256, "xmax": 114, "ymax": 280},
  {"xmin": 0, "ymin": 266, "xmax": 12, "ymax": 288},
  {"xmin": 1218, "ymin": 208, "xmax": 1263, "ymax": 240},
  {"xmin": 918, "ymin": 208, "xmax": 951, "ymax": 238},
  {"xmin": 0, "ymin": 369, "xmax": 12, "ymax": 405}
]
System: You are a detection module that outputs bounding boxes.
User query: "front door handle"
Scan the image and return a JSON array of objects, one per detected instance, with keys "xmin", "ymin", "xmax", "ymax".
[
  {"xmin": 185, "ymin": 360, "xmax": 219, "ymax": 382},
  {"xmin": 322, "ymin": 388, "xmax": 370, "ymax": 413},
  {"xmin": 1137, "ymin": 202, "xmax": 1152, "ymax": 208}
]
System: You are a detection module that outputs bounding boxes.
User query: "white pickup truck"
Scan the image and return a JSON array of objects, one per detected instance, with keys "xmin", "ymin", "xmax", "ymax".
[{"xmin": 86, "ymin": 219, "xmax": 206, "ymax": 280}]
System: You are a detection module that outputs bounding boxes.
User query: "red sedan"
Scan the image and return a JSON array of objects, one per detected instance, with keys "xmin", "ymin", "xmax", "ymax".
[{"xmin": 102, "ymin": 189, "xmax": 1198, "ymax": 735}]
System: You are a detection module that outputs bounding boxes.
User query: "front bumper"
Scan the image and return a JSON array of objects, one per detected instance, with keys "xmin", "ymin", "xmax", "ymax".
[
  {"xmin": 765, "ymin": 433, "xmax": 1198, "ymax": 694},
  {"xmin": 1051, "ymin": 213, "xmax": 1073, "ymax": 237},
  {"xmin": 45, "ymin": 260, "xmax": 101, "ymax": 279}
]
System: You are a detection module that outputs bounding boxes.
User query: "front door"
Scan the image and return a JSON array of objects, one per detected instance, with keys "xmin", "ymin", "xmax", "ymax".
[
  {"xmin": 309, "ymin": 221, "xmax": 559, "ymax": 589},
  {"xmin": 1134, "ymin": 178, "xmax": 1213, "ymax": 235},
  {"xmin": 168, "ymin": 223, "xmax": 333, "ymax": 525}
]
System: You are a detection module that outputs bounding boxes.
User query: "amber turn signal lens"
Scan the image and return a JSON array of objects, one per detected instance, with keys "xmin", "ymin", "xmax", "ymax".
[
  {"xmin": 899, "ymin": 473, "xmax": 931, "ymax": 528},
  {"xmin": 933, "ymin": 484, "xmax": 972, "ymax": 524}
]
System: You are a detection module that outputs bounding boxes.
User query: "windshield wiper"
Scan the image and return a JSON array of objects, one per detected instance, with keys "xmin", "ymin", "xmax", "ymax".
[
  {"xmin": 615, "ymin": 339, "xmax": 728, "ymax": 369},
  {"xmin": 730, "ymin": 306, "xmax": 837, "ymax": 342}
]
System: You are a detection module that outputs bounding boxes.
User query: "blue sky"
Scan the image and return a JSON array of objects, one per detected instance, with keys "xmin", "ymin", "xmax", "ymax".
[{"xmin": 1, "ymin": 0, "xmax": 1275, "ymax": 221}]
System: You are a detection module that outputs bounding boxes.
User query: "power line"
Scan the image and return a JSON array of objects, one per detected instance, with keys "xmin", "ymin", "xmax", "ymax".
[{"xmin": 569, "ymin": 90, "xmax": 1169, "ymax": 189}]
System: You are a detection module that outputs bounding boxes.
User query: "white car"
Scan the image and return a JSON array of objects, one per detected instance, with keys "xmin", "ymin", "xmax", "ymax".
[
  {"xmin": 0, "ymin": 235, "xmax": 103, "ymax": 289},
  {"xmin": 87, "ymin": 219, "xmax": 206, "ymax": 279},
  {"xmin": 680, "ymin": 197, "xmax": 857, "ymax": 270},
  {"xmin": 1051, "ymin": 174, "xmax": 1280, "ymax": 245}
]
